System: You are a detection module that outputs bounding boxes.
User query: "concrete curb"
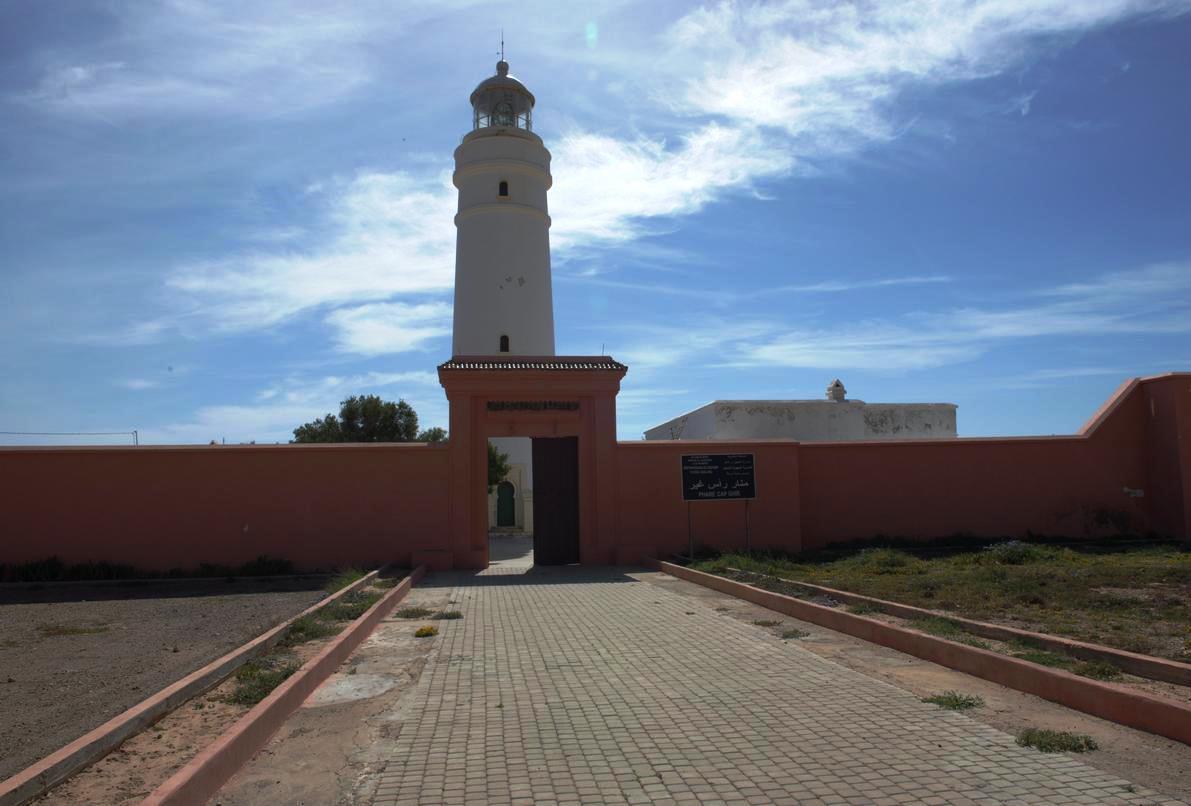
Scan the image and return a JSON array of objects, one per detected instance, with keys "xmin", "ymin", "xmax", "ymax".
[
  {"xmin": 0, "ymin": 569, "xmax": 385, "ymax": 806},
  {"xmin": 142, "ymin": 565, "xmax": 426, "ymax": 806},
  {"xmin": 650, "ymin": 560, "xmax": 1191, "ymax": 746},
  {"xmin": 724, "ymin": 566, "xmax": 1191, "ymax": 687}
]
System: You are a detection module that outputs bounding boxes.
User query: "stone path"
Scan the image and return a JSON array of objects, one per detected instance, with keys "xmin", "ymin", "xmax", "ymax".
[{"xmin": 371, "ymin": 564, "xmax": 1179, "ymax": 805}]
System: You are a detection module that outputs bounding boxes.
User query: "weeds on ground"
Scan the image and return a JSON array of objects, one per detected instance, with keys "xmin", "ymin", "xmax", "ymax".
[
  {"xmin": 692, "ymin": 542, "xmax": 1190, "ymax": 659},
  {"xmin": 433, "ymin": 610, "xmax": 464, "ymax": 620},
  {"xmin": 226, "ymin": 657, "xmax": 299, "ymax": 706},
  {"xmin": 753, "ymin": 619, "xmax": 780, "ymax": 627},
  {"xmin": 846, "ymin": 602, "xmax": 880, "ymax": 615},
  {"xmin": 415, "ymin": 626, "xmax": 438, "ymax": 638},
  {"xmin": 1015, "ymin": 728, "xmax": 1098, "ymax": 753},
  {"xmin": 321, "ymin": 590, "xmax": 382, "ymax": 621},
  {"xmin": 922, "ymin": 691, "xmax": 984, "ymax": 710},
  {"xmin": 372, "ymin": 575, "xmax": 403, "ymax": 589},
  {"xmin": 908, "ymin": 617, "xmax": 990, "ymax": 649},
  {"xmin": 781, "ymin": 628, "xmax": 809, "ymax": 640},
  {"xmin": 324, "ymin": 568, "xmax": 366, "ymax": 593},
  {"xmin": 38, "ymin": 623, "xmax": 109, "ymax": 637},
  {"xmin": 1010, "ymin": 644, "xmax": 1123, "ymax": 680},
  {"xmin": 395, "ymin": 606, "xmax": 434, "ymax": 619},
  {"xmin": 278, "ymin": 615, "xmax": 338, "ymax": 647}
]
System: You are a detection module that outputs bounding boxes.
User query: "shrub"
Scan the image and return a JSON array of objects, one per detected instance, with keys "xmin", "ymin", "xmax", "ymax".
[
  {"xmin": 324, "ymin": 568, "xmax": 366, "ymax": 593},
  {"xmin": 980, "ymin": 540, "xmax": 1040, "ymax": 565}
]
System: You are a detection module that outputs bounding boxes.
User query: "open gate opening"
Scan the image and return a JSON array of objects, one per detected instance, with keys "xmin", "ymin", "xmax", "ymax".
[{"xmin": 428, "ymin": 356, "xmax": 627, "ymax": 571}]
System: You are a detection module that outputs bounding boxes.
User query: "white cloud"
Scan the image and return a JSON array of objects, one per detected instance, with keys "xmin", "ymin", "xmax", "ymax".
[
  {"xmin": 166, "ymin": 172, "xmax": 457, "ymax": 332},
  {"xmin": 118, "ymin": 378, "xmax": 160, "ymax": 391},
  {"xmin": 147, "ymin": 369, "xmax": 444, "ymax": 444},
  {"xmin": 325, "ymin": 301, "xmax": 452, "ymax": 356},
  {"xmin": 127, "ymin": 0, "xmax": 1191, "ymax": 348}
]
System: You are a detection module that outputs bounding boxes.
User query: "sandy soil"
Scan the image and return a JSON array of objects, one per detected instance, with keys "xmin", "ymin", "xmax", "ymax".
[
  {"xmin": 0, "ymin": 578, "xmax": 325, "ymax": 782},
  {"xmin": 648, "ymin": 572, "xmax": 1191, "ymax": 803}
]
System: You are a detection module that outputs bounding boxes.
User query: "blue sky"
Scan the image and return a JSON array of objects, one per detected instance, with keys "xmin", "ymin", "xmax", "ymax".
[{"xmin": 2, "ymin": 0, "xmax": 1190, "ymax": 445}]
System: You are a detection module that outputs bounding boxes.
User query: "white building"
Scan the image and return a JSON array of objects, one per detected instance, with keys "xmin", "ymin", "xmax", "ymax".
[
  {"xmin": 644, "ymin": 380, "xmax": 957, "ymax": 442},
  {"xmin": 451, "ymin": 59, "xmax": 555, "ymax": 534}
]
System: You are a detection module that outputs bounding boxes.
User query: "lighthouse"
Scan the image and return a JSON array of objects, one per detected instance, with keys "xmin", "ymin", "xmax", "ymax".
[
  {"xmin": 451, "ymin": 59, "xmax": 555, "ymax": 356},
  {"xmin": 452, "ymin": 59, "xmax": 554, "ymax": 535}
]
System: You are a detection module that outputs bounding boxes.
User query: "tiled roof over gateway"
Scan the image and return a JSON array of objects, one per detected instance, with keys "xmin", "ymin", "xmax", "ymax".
[{"xmin": 438, "ymin": 356, "xmax": 627, "ymax": 371}]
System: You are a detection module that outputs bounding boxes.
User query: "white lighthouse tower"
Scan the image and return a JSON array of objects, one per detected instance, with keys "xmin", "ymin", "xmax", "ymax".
[
  {"xmin": 452, "ymin": 59, "xmax": 553, "ymax": 536},
  {"xmin": 451, "ymin": 59, "xmax": 555, "ymax": 356}
]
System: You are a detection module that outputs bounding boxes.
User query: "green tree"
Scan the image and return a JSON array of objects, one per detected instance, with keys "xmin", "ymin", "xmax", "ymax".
[
  {"xmin": 416, "ymin": 426, "xmax": 448, "ymax": 444},
  {"xmin": 488, "ymin": 441, "xmax": 511, "ymax": 492},
  {"xmin": 292, "ymin": 395, "xmax": 422, "ymax": 443}
]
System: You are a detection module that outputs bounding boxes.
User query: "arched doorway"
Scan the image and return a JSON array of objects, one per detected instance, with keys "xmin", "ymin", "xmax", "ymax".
[{"xmin": 496, "ymin": 480, "xmax": 516, "ymax": 527}]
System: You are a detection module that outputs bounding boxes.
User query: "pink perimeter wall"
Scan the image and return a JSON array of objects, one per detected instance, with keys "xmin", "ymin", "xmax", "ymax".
[
  {"xmin": 608, "ymin": 373, "xmax": 1189, "ymax": 561},
  {"xmin": 0, "ymin": 443, "xmax": 449, "ymax": 571},
  {"xmin": 0, "ymin": 373, "xmax": 1186, "ymax": 572}
]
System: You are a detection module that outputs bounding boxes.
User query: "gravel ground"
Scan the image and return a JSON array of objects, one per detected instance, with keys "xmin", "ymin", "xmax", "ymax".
[{"xmin": 0, "ymin": 578, "xmax": 327, "ymax": 781}]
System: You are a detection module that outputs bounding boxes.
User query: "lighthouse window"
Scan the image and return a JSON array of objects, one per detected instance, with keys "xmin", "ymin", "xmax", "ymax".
[
  {"xmin": 493, "ymin": 101, "xmax": 515, "ymax": 127},
  {"xmin": 499, "ymin": 334, "xmax": 510, "ymax": 353},
  {"xmin": 498, "ymin": 180, "xmax": 509, "ymax": 197}
]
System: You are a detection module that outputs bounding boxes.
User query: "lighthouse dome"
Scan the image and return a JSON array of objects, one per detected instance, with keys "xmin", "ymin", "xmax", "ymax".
[{"xmin": 470, "ymin": 60, "xmax": 534, "ymax": 131}]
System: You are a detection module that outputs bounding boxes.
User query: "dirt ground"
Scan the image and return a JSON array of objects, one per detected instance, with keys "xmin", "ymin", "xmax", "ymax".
[
  {"xmin": 213, "ymin": 583, "xmax": 452, "ymax": 805},
  {"xmin": 0, "ymin": 577, "xmax": 326, "ymax": 782}
]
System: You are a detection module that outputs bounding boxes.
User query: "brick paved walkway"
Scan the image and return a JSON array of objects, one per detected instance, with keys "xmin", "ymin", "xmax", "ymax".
[{"xmin": 372, "ymin": 565, "xmax": 1178, "ymax": 805}]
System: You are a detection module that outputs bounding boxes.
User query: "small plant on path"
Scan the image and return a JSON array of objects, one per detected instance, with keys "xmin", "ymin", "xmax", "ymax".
[
  {"xmin": 415, "ymin": 625, "xmax": 438, "ymax": 638},
  {"xmin": 433, "ymin": 610, "xmax": 464, "ymax": 620},
  {"xmin": 922, "ymin": 691, "xmax": 984, "ymax": 710},
  {"xmin": 1015, "ymin": 728, "xmax": 1098, "ymax": 753},
  {"xmin": 781, "ymin": 628, "xmax": 809, "ymax": 640},
  {"xmin": 753, "ymin": 619, "xmax": 780, "ymax": 627},
  {"xmin": 395, "ymin": 606, "xmax": 434, "ymax": 619}
]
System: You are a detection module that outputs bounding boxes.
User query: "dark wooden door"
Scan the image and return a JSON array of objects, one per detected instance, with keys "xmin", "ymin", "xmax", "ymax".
[
  {"xmin": 496, "ymin": 481, "xmax": 516, "ymax": 527},
  {"xmin": 532, "ymin": 437, "xmax": 580, "ymax": 565}
]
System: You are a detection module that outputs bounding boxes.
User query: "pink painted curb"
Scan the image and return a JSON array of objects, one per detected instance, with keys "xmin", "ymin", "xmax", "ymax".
[
  {"xmin": 724, "ymin": 567, "xmax": 1191, "ymax": 687},
  {"xmin": 142, "ymin": 565, "xmax": 426, "ymax": 806},
  {"xmin": 651, "ymin": 560, "xmax": 1191, "ymax": 746},
  {"xmin": 0, "ymin": 569, "xmax": 385, "ymax": 806}
]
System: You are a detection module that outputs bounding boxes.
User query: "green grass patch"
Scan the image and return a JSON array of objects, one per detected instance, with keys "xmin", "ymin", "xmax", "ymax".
[
  {"xmin": 415, "ymin": 625, "xmax": 438, "ymax": 638},
  {"xmin": 324, "ymin": 568, "xmax": 366, "ymax": 593},
  {"xmin": 277, "ymin": 615, "xmax": 339, "ymax": 647},
  {"xmin": 226, "ymin": 657, "xmax": 299, "ymax": 706},
  {"xmin": 320, "ymin": 590, "xmax": 382, "ymax": 621},
  {"xmin": 922, "ymin": 691, "xmax": 984, "ymax": 710},
  {"xmin": 394, "ymin": 606, "xmax": 434, "ymax": 619},
  {"xmin": 1015, "ymin": 728, "xmax": 1098, "ymax": 753},
  {"xmin": 38, "ymin": 623, "xmax": 109, "ymax": 637},
  {"xmin": 846, "ymin": 602, "xmax": 880, "ymax": 615},
  {"xmin": 781, "ymin": 628, "xmax": 809, "ymax": 640},
  {"xmin": 752, "ymin": 619, "xmax": 780, "ymax": 627},
  {"xmin": 433, "ymin": 610, "xmax": 464, "ymax": 620},
  {"xmin": 907, "ymin": 617, "xmax": 991, "ymax": 649},
  {"xmin": 692, "ymin": 542, "xmax": 1191, "ymax": 660}
]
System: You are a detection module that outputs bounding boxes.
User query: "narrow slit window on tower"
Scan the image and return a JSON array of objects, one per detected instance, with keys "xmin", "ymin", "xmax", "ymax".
[
  {"xmin": 498, "ymin": 180, "xmax": 509, "ymax": 197},
  {"xmin": 499, "ymin": 334, "xmax": 510, "ymax": 353}
]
